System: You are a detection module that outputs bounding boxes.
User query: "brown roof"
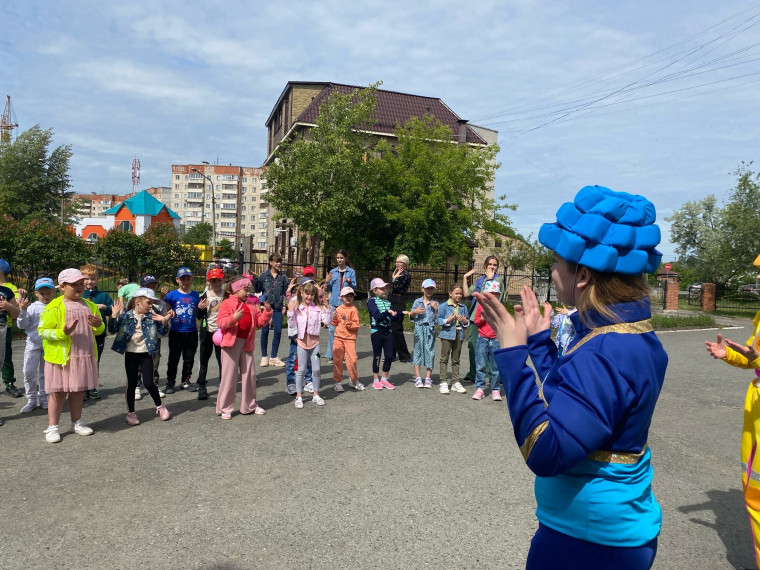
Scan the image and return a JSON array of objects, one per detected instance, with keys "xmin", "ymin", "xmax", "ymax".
[{"xmin": 291, "ymin": 83, "xmax": 487, "ymax": 145}]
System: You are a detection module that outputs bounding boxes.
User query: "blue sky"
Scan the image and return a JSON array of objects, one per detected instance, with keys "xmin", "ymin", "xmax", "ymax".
[{"xmin": 3, "ymin": 1, "xmax": 759, "ymax": 261}]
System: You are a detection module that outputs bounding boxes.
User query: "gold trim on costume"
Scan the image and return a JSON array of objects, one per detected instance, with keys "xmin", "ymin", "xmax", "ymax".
[
  {"xmin": 588, "ymin": 445, "xmax": 648, "ymax": 464},
  {"xmin": 564, "ymin": 319, "xmax": 654, "ymax": 356},
  {"xmin": 520, "ymin": 420, "xmax": 549, "ymax": 461}
]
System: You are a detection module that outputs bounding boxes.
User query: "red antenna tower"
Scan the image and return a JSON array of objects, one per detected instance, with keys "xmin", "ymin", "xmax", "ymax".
[
  {"xmin": 131, "ymin": 158, "xmax": 141, "ymax": 193},
  {"xmin": 1, "ymin": 95, "xmax": 19, "ymax": 144}
]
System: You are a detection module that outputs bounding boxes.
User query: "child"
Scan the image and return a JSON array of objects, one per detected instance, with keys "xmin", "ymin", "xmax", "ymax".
[
  {"xmin": 367, "ymin": 278, "xmax": 403, "ymax": 390},
  {"xmin": 550, "ymin": 305, "xmax": 577, "ymax": 356},
  {"xmin": 331, "ymin": 286, "xmax": 363, "ymax": 391},
  {"xmin": 38, "ymin": 268, "xmax": 104, "ymax": 443},
  {"xmin": 193, "ymin": 267, "xmax": 225, "ymax": 401},
  {"xmin": 163, "ymin": 267, "xmax": 203, "ymax": 394},
  {"xmin": 472, "ymin": 280, "xmax": 502, "ymax": 401},
  {"xmin": 287, "ymin": 281, "xmax": 331, "ymax": 408},
  {"xmin": 285, "ymin": 275, "xmax": 314, "ymax": 395},
  {"xmin": 0, "ymin": 272, "xmax": 20, "ymax": 424},
  {"xmin": 0, "ymin": 259, "xmax": 24, "ymax": 398},
  {"xmin": 436, "ymin": 284, "xmax": 469, "ymax": 395},
  {"xmin": 80, "ymin": 264, "xmax": 113, "ymax": 401},
  {"xmin": 216, "ymin": 277, "xmax": 272, "ymax": 419},
  {"xmin": 134, "ymin": 274, "xmax": 172, "ymax": 400},
  {"xmin": 109, "ymin": 288, "xmax": 172, "ymax": 425},
  {"xmin": 408, "ymin": 279, "xmax": 439, "ymax": 388},
  {"xmin": 16, "ymin": 278, "xmax": 56, "ymax": 412}
]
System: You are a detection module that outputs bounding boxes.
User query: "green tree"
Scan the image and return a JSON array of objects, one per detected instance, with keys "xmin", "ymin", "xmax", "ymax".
[
  {"xmin": 182, "ymin": 222, "xmax": 213, "ymax": 246},
  {"xmin": 94, "ymin": 228, "xmax": 147, "ymax": 282},
  {"xmin": 215, "ymin": 238, "xmax": 234, "ymax": 259},
  {"xmin": 142, "ymin": 223, "xmax": 202, "ymax": 285},
  {"xmin": 0, "ymin": 125, "xmax": 73, "ymax": 222}
]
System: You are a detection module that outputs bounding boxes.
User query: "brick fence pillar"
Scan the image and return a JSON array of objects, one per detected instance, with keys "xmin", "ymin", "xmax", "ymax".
[
  {"xmin": 701, "ymin": 283, "xmax": 717, "ymax": 312},
  {"xmin": 664, "ymin": 278, "xmax": 679, "ymax": 311}
]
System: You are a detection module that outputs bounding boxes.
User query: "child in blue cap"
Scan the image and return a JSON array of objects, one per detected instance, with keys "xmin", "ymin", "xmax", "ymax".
[
  {"xmin": 163, "ymin": 267, "xmax": 205, "ymax": 393},
  {"xmin": 476, "ymin": 185, "xmax": 667, "ymax": 569}
]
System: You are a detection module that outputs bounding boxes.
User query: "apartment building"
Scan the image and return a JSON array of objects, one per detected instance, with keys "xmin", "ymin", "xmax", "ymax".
[{"xmin": 169, "ymin": 164, "xmax": 269, "ymax": 251}]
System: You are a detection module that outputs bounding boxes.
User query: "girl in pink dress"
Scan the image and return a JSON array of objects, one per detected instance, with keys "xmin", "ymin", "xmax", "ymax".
[{"xmin": 38, "ymin": 268, "xmax": 104, "ymax": 443}]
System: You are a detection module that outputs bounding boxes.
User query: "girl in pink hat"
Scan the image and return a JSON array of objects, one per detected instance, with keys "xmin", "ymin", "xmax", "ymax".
[
  {"xmin": 215, "ymin": 278, "xmax": 273, "ymax": 419},
  {"xmin": 38, "ymin": 268, "xmax": 104, "ymax": 443}
]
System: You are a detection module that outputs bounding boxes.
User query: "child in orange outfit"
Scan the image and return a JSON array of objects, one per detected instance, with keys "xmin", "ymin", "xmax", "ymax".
[{"xmin": 331, "ymin": 287, "xmax": 364, "ymax": 391}]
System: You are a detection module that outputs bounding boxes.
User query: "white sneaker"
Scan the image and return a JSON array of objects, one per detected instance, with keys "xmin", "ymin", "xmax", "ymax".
[
  {"xmin": 304, "ymin": 382, "xmax": 314, "ymax": 393},
  {"xmin": 72, "ymin": 419, "xmax": 94, "ymax": 436},
  {"xmin": 21, "ymin": 399, "xmax": 38, "ymax": 413},
  {"xmin": 44, "ymin": 425, "xmax": 61, "ymax": 443},
  {"xmin": 134, "ymin": 387, "xmax": 142, "ymax": 400},
  {"xmin": 286, "ymin": 384, "xmax": 297, "ymax": 395},
  {"xmin": 158, "ymin": 387, "xmax": 166, "ymax": 397},
  {"xmin": 439, "ymin": 383, "xmax": 450, "ymax": 394},
  {"xmin": 313, "ymin": 394, "xmax": 325, "ymax": 406},
  {"xmin": 333, "ymin": 383, "xmax": 344, "ymax": 392},
  {"xmin": 452, "ymin": 382, "xmax": 467, "ymax": 394},
  {"xmin": 295, "ymin": 397, "xmax": 304, "ymax": 409},
  {"xmin": 260, "ymin": 356, "xmax": 270, "ymax": 367},
  {"xmin": 269, "ymin": 357, "xmax": 286, "ymax": 367},
  {"xmin": 348, "ymin": 381, "xmax": 365, "ymax": 391}
]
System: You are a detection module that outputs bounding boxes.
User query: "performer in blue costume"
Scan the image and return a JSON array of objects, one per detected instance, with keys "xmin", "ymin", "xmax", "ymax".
[{"xmin": 475, "ymin": 186, "xmax": 668, "ymax": 569}]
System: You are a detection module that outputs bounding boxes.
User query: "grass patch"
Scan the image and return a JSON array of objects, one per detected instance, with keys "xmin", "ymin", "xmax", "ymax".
[{"xmin": 651, "ymin": 313, "xmax": 716, "ymax": 329}]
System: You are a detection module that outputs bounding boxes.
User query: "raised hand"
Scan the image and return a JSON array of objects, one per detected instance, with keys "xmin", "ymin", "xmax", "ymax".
[
  {"xmin": 725, "ymin": 338, "xmax": 759, "ymax": 362},
  {"xmin": 17, "ymin": 288, "xmax": 27, "ymax": 297},
  {"xmin": 112, "ymin": 297, "xmax": 124, "ymax": 317},
  {"xmin": 160, "ymin": 285, "xmax": 169, "ymax": 297},
  {"xmin": 19, "ymin": 297, "xmax": 30, "ymax": 311},
  {"xmin": 198, "ymin": 298, "xmax": 209, "ymax": 310},
  {"xmin": 704, "ymin": 334, "xmax": 727, "ymax": 360},
  {"xmin": 519, "ymin": 286, "xmax": 552, "ymax": 337},
  {"xmin": 233, "ymin": 302, "xmax": 245, "ymax": 321},
  {"xmin": 63, "ymin": 319, "xmax": 79, "ymax": 336},
  {"xmin": 430, "ymin": 301, "xmax": 438, "ymax": 312},
  {"xmin": 473, "ymin": 292, "xmax": 526, "ymax": 349},
  {"xmin": 86, "ymin": 314, "xmax": 102, "ymax": 328}
]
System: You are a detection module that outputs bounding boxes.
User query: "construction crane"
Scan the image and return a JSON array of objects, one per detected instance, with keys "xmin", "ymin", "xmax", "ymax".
[{"xmin": 1, "ymin": 95, "xmax": 19, "ymax": 143}]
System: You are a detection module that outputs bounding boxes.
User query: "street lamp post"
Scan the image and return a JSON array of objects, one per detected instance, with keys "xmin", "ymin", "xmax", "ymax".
[{"xmin": 191, "ymin": 167, "xmax": 216, "ymax": 253}]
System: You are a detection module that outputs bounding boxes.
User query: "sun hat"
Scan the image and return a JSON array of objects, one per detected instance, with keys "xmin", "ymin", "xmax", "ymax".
[
  {"xmin": 538, "ymin": 185, "xmax": 662, "ymax": 275},
  {"xmin": 206, "ymin": 268, "xmax": 224, "ymax": 280},
  {"xmin": 482, "ymin": 280, "xmax": 501, "ymax": 294},
  {"xmin": 421, "ymin": 279, "xmax": 436, "ymax": 289},
  {"xmin": 370, "ymin": 278, "xmax": 389, "ymax": 290},
  {"xmin": 176, "ymin": 267, "xmax": 193, "ymax": 278},
  {"xmin": 35, "ymin": 277, "xmax": 55, "ymax": 290},
  {"xmin": 340, "ymin": 286, "xmax": 355, "ymax": 297},
  {"xmin": 231, "ymin": 277, "xmax": 253, "ymax": 293},
  {"xmin": 0, "ymin": 259, "xmax": 10, "ymax": 276},
  {"xmin": 303, "ymin": 266, "xmax": 316, "ymax": 277},
  {"xmin": 140, "ymin": 274, "xmax": 157, "ymax": 286},
  {"xmin": 58, "ymin": 268, "xmax": 86, "ymax": 285},
  {"xmin": 132, "ymin": 287, "xmax": 159, "ymax": 301}
]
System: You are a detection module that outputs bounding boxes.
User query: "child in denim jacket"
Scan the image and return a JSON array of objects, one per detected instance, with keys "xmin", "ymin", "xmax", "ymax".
[
  {"xmin": 408, "ymin": 279, "xmax": 439, "ymax": 388},
  {"xmin": 110, "ymin": 288, "xmax": 172, "ymax": 425},
  {"xmin": 436, "ymin": 283, "xmax": 469, "ymax": 394}
]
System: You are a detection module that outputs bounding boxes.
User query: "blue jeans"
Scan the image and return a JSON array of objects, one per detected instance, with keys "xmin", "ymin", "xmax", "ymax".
[
  {"xmin": 260, "ymin": 308, "xmax": 283, "ymax": 358},
  {"xmin": 286, "ymin": 337, "xmax": 312, "ymax": 386},
  {"xmin": 325, "ymin": 306, "xmax": 338, "ymax": 359},
  {"xmin": 475, "ymin": 336, "xmax": 501, "ymax": 392}
]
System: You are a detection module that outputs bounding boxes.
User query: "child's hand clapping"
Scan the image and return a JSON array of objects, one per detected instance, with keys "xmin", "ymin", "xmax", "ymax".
[
  {"xmin": 63, "ymin": 319, "xmax": 79, "ymax": 336},
  {"xmin": 430, "ymin": 301, "xmax": 438, "ymax": 312},
  {"xmin": 18, "ymin": 297, "xmax": 29, "ymax": 311},
  {"xmin": 112, "ymin": 297, "xmax": 124, "ymax": 317},
  {"xmin": 198, "ymin": 298, "xmax": 209, "ymax": 310},
  {"xmin": 86, "ymin": 314, "xmax": 102, "ymax": 328}
]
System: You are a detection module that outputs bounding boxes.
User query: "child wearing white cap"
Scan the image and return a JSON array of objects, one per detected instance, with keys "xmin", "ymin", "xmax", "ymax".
[
  {"xmin": 330, "ymin": 286, "xmax": 363, "ymax": 391},
  {"xmin": 407, "ymin": 279, "xmax": 439, "ymax": 388},
  {"xmin": 16, "ymin": 278, "xmax": 56, "ymax": 412}
]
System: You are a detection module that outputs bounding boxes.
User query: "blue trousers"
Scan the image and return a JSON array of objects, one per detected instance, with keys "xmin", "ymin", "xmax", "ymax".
[
  {"xmin": 475, "ymin": 336, "xmax": 501, "ymax": 392},
  {"xmin": 260, "ymin": 308, "xmax": 283, "ymax": 358}
]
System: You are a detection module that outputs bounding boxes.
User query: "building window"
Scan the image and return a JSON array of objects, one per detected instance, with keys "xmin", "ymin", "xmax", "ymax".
[
  {"xmin": 258, "ymin": 241, "xmax": 267, "ymax": 249},
  {"xmin": 258, "ymin": 222, "xmax": 267, "ymax": 229},
  {"xmin": 117, "ymin": 221, "xmax": 134, "ymax": 232},
  {"xmin": 175, "ymin": 175, "xmax": 180, "ymax": 180},
  {"xmin": 86, "ymin": 232, "xmax": 99, "ymax": 243},
  {"xmin": 174, "ymin": 203, "xmax": 179, "ymax": 209},
  {"xmin": 241, "ymin": 224, "xmax": 246, "ymax": 230},
  {"xmin": 241, "ymin": 215, "xmax": 246, "ymax": 221},
  {"xmin": 259, "ymin": 212, "xmax": 267, "ymax": 219},
  {"xmin": 174, "ymin": 184, "xmax": 179, "ymax": 190}
]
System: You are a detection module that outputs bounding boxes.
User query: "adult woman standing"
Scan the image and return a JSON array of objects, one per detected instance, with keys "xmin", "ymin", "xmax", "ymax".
[
  {"xmin": 390, "ymin": 254, "xmax": 412, "ymax": 363},
  {"xmin": 476, "ymin": 186, "xmax": 667, "ymax": 568},
  {"xmin": 462, "ymin": 256, "xmax": 505, "ymax": 383},
  {"xmin": 255, "ymin": 253, "xmax": 289, "ymax": 367},
  {"xmin": 324, "ymin": 249, "xmax": 356, "ymax": 362}
]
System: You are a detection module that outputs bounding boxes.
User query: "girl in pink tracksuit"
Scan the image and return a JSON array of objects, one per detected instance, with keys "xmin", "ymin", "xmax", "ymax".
[{"xmin": 215, "ymin": 277, "xmax": 272, "ymax": 420}]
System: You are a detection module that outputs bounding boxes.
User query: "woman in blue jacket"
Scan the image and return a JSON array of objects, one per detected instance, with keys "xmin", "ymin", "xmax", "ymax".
[
  {"xmin": 476, "ymin": 186, "xmax": 668, "ymax": 569},
  {"xmin": 324, "ymin": 249, "xmax": 356, "ymax": 361}
]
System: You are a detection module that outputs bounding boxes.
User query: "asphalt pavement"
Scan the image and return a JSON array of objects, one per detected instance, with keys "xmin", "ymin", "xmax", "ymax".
[{"xmin": 1, "ymin": 319, "xmax": 757, "ymax": 569}]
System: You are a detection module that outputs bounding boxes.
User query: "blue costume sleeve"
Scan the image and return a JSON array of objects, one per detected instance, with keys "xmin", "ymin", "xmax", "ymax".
[
  {"xmin": 494, "ymin": 342, "xmax": 635, "ymax": 477},
  {"xmin": 526, "ymin": 329, "xmax": 559, "ymax": 379}
]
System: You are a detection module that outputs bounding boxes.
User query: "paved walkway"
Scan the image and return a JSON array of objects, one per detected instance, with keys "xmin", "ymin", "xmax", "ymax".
[{"xmin": 1, "ymin": 322, "xmax": 757, "ymax": 569}]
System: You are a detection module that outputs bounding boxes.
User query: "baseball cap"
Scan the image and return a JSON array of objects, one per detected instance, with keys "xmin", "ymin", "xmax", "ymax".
[
  {"xmin": 35, "ymin": 277, "xmax": 55, "ymax": 290},
  {"xmin": 176, "ymin": 267, "xmax": 193, "ymax": 278},
  {"xmin": 58, "ymin": 268, "xmax": 86, "ymax": 285},
  {"xmin": 140, "ymin": 274, "xmax": 157, "ymax": 286},
  {"xmin": 303, "ymin": 266, "xmax": 316, "ymax": 277},
  {"xmin": 340, "ymin": 286, "xmax": 355, "ymax": 297},
  {"xmin": 132, "ymin": 287, "xmax": 159, "ymax": 301},
  {"xmin": 0, "ymin": 259, "xmax": 10, "ymax": 276},
  {"xmin": 207, "ymin": 268, "xmax": 224, "ymax": 280},
  {"xmin": 370, "ymin": 278, "xmax": 389, "ymax": 290},
  {"xmin": 421, "ymin": 279, "xmax": 437, "ymax": 289}
]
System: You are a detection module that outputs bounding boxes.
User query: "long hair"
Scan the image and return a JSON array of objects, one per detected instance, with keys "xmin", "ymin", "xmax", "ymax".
[
  {"xmin": 296, "ymin": 282, "xmax": 319, "ymax": 306},
  {"xmin": 576, "ymin": 267, "xmax": 650, "ymax": 325}
]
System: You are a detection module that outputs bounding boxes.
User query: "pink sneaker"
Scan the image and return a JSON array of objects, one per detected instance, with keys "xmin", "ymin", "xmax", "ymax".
[
  {"xmin": 379, "ymin": 379, "xmax": 395, "ymax": 390},
  {"xmin": 126, "ymin": 412, "xmax": 140, "ymax": 426},
  {"xmin": 491, "ymin": 390, "xmax": 502, "ymax": 401},
  {"xmin": 156, "ymin": 405, "xmax": 171, "ymax": 421},
  {"xmin": 372, "ymin": 381, "xmax": 383, "ymax": 390},
  {"xmin": 472, "ymin": 388, "xmax": 485, "ymax": 400}
]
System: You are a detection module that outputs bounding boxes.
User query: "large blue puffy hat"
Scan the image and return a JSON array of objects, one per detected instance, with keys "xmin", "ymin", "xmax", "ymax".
[{"xmin": 538, "ymin": 185, "xmax": 662, "ymax": 275}]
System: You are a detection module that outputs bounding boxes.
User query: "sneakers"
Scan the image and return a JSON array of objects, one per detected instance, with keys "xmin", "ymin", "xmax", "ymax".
[
  {"xmin": 327, "ymin": 359, "xmax": 333, "ymax": 365},
  {"xmin": 21, "ymin": 399, "xmax": 38, "ymax": 413},
  {"xmin": 295, "ymin": 397, "xmax": 304, "ymax": 409},
  {"xmin": 82, "ymin": 390, "xmax": 90, "ymax": 401},
  {"xmin": 379, "ymin": 379, "xmax": 395, "ymax": 390},
  {"xmin": 126, "ymin": 412, "xmax": 140, "ymax": 426},
  {"xmin": 424, "ymin": 378, "xmax": 433, "ymax": 389},
  {"xmin": 180, "ymin": 380, "xmax": 190, "ymax": 390},
  {"xmin": 348, "ymin": 380, "xmax": 365, "ymax": 391},
  {"xmin": 134, "ymin": 387, "xmax": 142, "ymax": 400},
  {"xmin": 414, "ymin": 377, "xmax": 424, "ymax": 388},
  {"xmin": 304, "ymin": 382, "xmax": 314, "ymax": 393},
  {"xmin": 90, "ymin": 389, "xmax": 102, "ymax": 400},
  {"xmin": 72, "ymin": 419, "xmax": 94, "ymax": 435},
  {"xmin": 156, "ymin": 405, "xmax": 171, "ymax": 421},
  {"xmin": 40, "ymin": 398, "xmax": 48, "ymax": 410},
  {"xmin": 188, "ymin": 382, "xmax": 199, "ymax": 392},
  {"xmin": 221, "ymin": 412, "xmax": 232, "ymax": 420},
  {"xmin": 5, "ymin": 382, "xmax": 23, "ymax": 398},
  {"xmin": 313, "ymin": 394, "xmax": 326, "ymax": 406},
  {"xmin": 333, "ymin": 382, "xmax": 345, "ymax": 392},
  {"xmin": 286, "ymin": 384, "xmax": 297, "ymax": 395},
  {"xmin": 492, "ymin": 390, "xmax": 502, "ymax": 401},
  {"xmin": 452, "ymin": 382, "xmax": 467, "ymax": 394},
  {"xmin": 164, "ymin": 385, "xmax": 175, "ymax": 395},
  {"xmin": 439, "ymin": 383, "xmax": 450, "ymax": 395},
  {"xmin": 260, "ymin": 356, "xmax": 270, "ymax": 367},
  {"xmin": 44, "ymin": 425, "xmax": 61, "ymax": 443},
  {"xmin": 269, "ymin": 357, "xmax": 286, "ymax": 367},
  {"xmin": 197, "ymin": 385, "xmax": 208, "ymax": 400},
  {"xmin": 372, "ymin": 381, "xmax": 383, "ymax": 390},
  {"xmin": 158, "ymin": 387, "xmax": 166, "ymax": 397},
  {"xmin": 472, "ymin": 388, "xmax": 485, "ymax": 400}
]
